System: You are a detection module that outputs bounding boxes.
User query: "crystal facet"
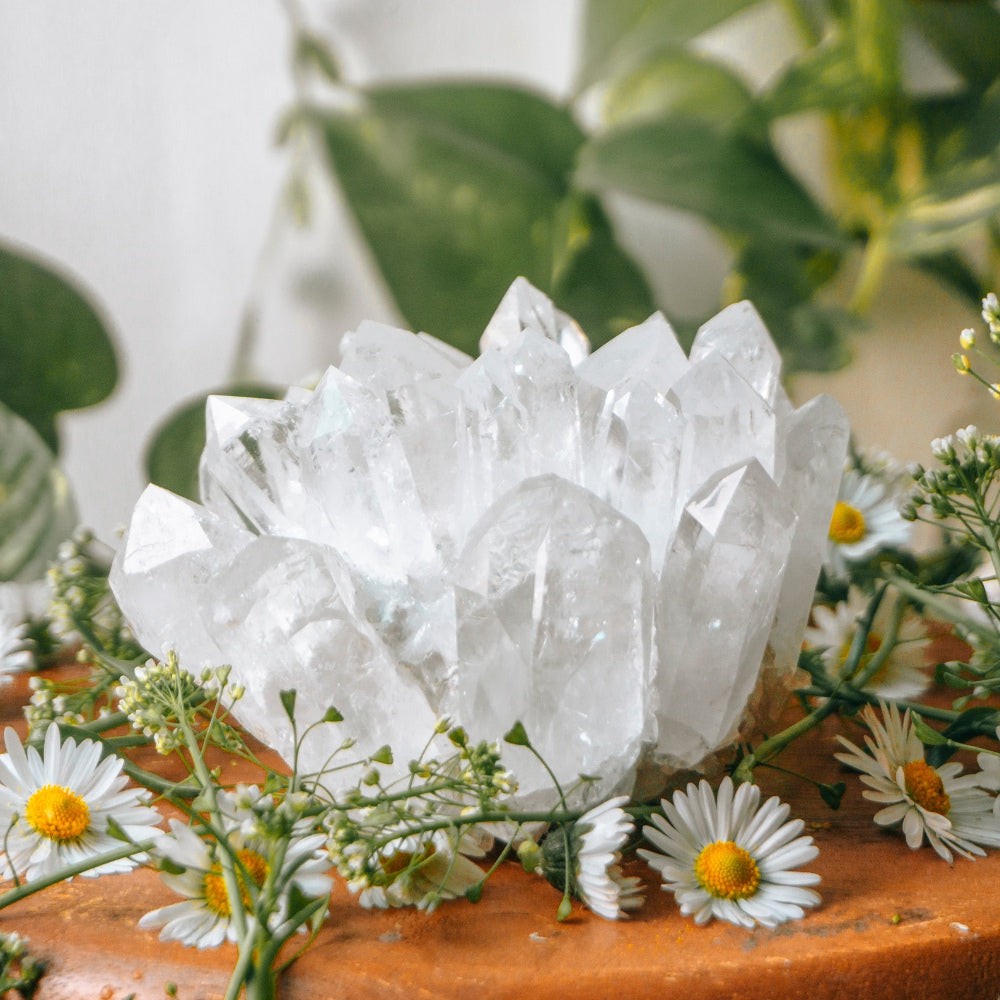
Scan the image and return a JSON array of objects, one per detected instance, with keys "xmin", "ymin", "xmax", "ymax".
[{"xmin": 111, "ymin": 278, "xmax": 848, "ymax": 807}]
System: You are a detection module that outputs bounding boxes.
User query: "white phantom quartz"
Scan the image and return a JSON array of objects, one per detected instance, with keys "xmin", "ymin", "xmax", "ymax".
[{"xmin": 111, "ymin": 278, "xmax": 849, "ymax": 808}]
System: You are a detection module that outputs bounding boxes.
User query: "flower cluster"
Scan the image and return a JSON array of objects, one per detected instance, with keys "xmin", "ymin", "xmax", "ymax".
[
  {"xmin": 951, "ymin": 293, "xmax": 1000, "ymax": 398},
  {"xmin": 326, "ymin": 726, "xmax": 515, "ymax": 913},
  {"xmin": 908, "ymin": 425, "xmax": 1000, "ymax": 535},
  {"xmin": 0, "ymin": 930, "xmax": 44, "ymax": 997},
  {"xmin": 117, "ymin": 653, "xmax": 245, "ymax": 756},
  {"xmin": 46, "ymin": 529, "xmax": 140, "ymax": 658}
]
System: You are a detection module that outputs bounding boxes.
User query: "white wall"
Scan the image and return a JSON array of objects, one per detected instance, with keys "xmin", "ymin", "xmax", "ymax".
[
  {"xmin": 0, "ymin": 1, "xmax": 989, "ymax": 549},
  {"xmin": 0, "ymin": 1, "xmax": 587, "ymax": 544}
]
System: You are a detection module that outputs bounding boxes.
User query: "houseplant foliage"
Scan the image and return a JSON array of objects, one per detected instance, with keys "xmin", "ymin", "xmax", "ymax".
[
  {"xmin": 0, "ymin": 243, "xmax": 111, "ymax": 590},
  {"xmin": 0, "ymin": 242, "xmax": 117, "ymax": 454},
  {"xmin": 288, "ymin": 0, "xmax": 998, "ymax": 373}
]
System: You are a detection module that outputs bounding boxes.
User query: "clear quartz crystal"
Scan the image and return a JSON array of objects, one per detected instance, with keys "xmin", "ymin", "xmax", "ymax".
[{"xmin": 111, "ymin": 278, "xmax": 848, "ymax": 806}]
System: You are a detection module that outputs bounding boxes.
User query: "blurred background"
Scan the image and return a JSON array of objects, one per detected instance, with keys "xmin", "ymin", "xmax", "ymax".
[{"xmin": 1, "ymin": 0, "xmax": 997, "ymax": 557}]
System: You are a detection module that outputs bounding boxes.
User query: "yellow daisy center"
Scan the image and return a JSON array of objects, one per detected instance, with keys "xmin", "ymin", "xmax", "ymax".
[
  {"xmin": 829, "ymin": 501, "xmax": 867, "ymax": 545},
  {"xmin": 24, "ymin": 784, "xmax": 90, "ymax": 843},
  {"xmin": 202, "ymin": 849, "xmax": 270, "ymax": 917},
  {"xmin": 838, "ymin": 632, "xmax": 884, "ymax": 676},
  {"xmin": 902, "ymin": 760, "xmax": 951, "ymax": 816},
  {"xmin": 694, "ymin": 840, "xmax": 761, "ymax": 900}
]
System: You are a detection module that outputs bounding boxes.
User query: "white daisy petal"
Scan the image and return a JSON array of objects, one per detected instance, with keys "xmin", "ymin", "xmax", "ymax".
[
  {"xmin": 0, "ymin": 726, "xmax": 162, "ymax": 884},
  {"xmin": 840, "ymin": 701, "xmax": 1000, "ymax": 861},
  {"xmin": 642, "ymin": 779, "xmax": 820, "ymax": 928},
  {"xmin": 140, "ymin": 786, "xmax": 331, "ymax": 949}
]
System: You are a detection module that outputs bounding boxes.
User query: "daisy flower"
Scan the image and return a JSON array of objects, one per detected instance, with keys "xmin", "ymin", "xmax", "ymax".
[
  {"xmin": 0, "ymin": 613, "xmax": 33, "ymax": 680},
  {"xmin": 639, "ymin": 777, "xmax": 820, "ymax": 928},
  {"xmin": 343, "ymin": 829, "xmax": 485, "ymax": 913},
  {"xmin": 803, "ymin": 587, "xmax": 930, "ymax": 699},
  {"xmin": 835, "ymin": 701, "xmax": 1000, "ymax": 862},
  {"xmin": 826, "ymin": 468, "xmax": 910, "ymax": 579},
  {"xmin": 0, "ymin": 724, "xmax": 162, "ymax": 882},
  {"xmin": 538, "ymin": 796, "xmax": 643, "ymax": 920},
  {"xmin": 139, "ymin": 788, "xmax": 331, "ymax": 949}
]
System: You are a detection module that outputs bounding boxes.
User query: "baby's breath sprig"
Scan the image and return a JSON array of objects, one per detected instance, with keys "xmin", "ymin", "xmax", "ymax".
[
  {"xmin": 25, "ymin": 528, "xmax": 147, "ymax": 736},
  {"xmin": 949, "ymin": 293, "xmax": 1000, "ymax": 399},
  {"xmin": 0, "ymin": 931, "xmax": 44, "ymax": 999},
  {"xmin": 116, "ymin": 652, "xmax": 250, "ymax": 760}
]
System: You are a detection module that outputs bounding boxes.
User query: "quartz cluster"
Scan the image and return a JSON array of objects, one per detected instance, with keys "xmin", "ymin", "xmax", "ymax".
[{"xmin": 111, "ymin": 279, "xmax": 849, "ymax": 808}]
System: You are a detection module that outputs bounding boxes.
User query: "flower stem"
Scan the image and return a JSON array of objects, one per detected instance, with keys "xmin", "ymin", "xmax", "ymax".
[{"xmin": 0, "ymin": 839, "xmax": 154, "ymax": 911}]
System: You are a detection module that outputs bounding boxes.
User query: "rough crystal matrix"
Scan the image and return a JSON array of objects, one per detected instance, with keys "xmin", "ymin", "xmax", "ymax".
[{"xmin": 111, "ymin": 279, "xmax": 848, "ymax": 808}]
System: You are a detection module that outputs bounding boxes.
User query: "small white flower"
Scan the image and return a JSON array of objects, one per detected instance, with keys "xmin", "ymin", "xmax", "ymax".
[
  {"xmin": 983, "ymin": 292, "xmax": 1000, "ymax": 333},
  {"xmin": 139, "ymin": 788, "xmax": 331, "ymax": 949},
  {"xmin": 571, "ymin": 796, "xmax": 644, "ymax": 920},
  {"xmin": 835, "ymin": 701, "xmax": 1000, "ymax": 862},
  {"xmin": 960, "ymin": 327, "xmax": 976, "ymax": 350},
  {"xmin": 0, "ymin": 725, "xmax": 162, "ymax": 882},
  {"xmin": 803, "ymin": 588, "xmax": 930, "ymax": 700},
  {"xmin": 352, "ymin": 830, "xmax": 484, "ymax": 912},
  {"xmin": 0, "ymin": 614, "xmax": 33, "ymax": 679},
  {"xmin": 826, "ymin": 468, "xmax": 911, "ymax": 578},
  {"xmin": 639, "ymin": 777, "xmax": 820, "ymax": 928}
]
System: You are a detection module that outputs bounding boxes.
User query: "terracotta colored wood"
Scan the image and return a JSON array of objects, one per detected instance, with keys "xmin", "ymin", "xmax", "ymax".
[{"xmin": 3, "ymin": 669, "xmax": 1000, "ymax": 1000}]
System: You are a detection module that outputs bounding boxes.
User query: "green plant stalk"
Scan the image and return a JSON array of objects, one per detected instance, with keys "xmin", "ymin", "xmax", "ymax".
[
  {"xmin": 890, "ymin": 574, "xmax": 1000, "ymax": 645},
  {"xmin": 734, "ymin": 586, "xmax": 887, "ymax": 783},
  {"xmin": 0, "ymin": 839, "xmax": 155, "ymax": 911},
  {"xmin": 176, "ymin": 708, "xmax": 249, "ymax": 943}
]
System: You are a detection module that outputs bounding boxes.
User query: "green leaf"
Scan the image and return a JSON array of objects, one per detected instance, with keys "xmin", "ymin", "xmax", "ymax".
[
  {"xmin": 904, "ymin": 0, "xmax": 1000, "ymax": 91},
  {"xmin": 0, "ymin": 242, "xmax": 117, "ymax": 452},
  {"xmin": 961, "ymin": 78, "xmax": 1000, "ymax": 162},
  {"xmin": 0, "ymin": 400, "xmax": 77, "ymax": 581},
  {"xmin": 886, "ymin": 162, "xmax": 1000, "ymax": 256},
  {"xmin": 911, "ymin": 711, "xmax": 948, "ymax": 746},
  {"xmin": 279, "ymin": 689, "xmax": 297, "ymax": 721},
  {"xmin": 549, "ymin": 194, "xmax": 657, "ymax": 345},
  {"xmin": 730, "ymin": 238, "xmax": 857, "ymax": 372},
  {"xmin": 763, "ymin": 38, "xmax": 873, "ymax": 118},
  {"xmin": 601, "ymin": 49, "xmax": 754, "ymax": 131},
  {"xmin": 910, "ymin": 250, "xmax": 985, "ymax": 308},
  {"xmin": 294, "ymin": 32, "xmax": 341, "ymax": 84},
  {"xmin": 503, "ymin": 720, "xmax": 530, "ymax": 747},
  {"xmin": 818, "ymin": 781, "xmax": 846, "ymax": 810},
  {"xmin": 322, "ymin": 706, "xmax": 344, "ymax": 724},
  {"xmin": 144, "ymin": 383, "xmax": 283, "ymax": 501},
  {"xmin": 316, "ymin": 83, "xmax": 654, "ymax": 353},
  {"xmin": 576, "ymin": 0, "xmax": 760, "ymax": 90},
  {"xmin": 370, "ymin": 744, "xmax": 393, "ymax": 766},
  {"xmin": 576, "ymin": 117, "xmax": 841, "ymax": 248}
]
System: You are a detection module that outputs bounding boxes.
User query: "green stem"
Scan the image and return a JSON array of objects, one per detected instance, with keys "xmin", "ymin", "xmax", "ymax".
[
  {"xmin": 224, "ymin": 921, "xmax": 264, "ymax": 1000},
  {"xmin": 370, "ymin": 810, "xmax": 583, "ymax": 851},
  {"xmin": 177, "ymin": 711, "xmax": 248, "ymax": 942},
  {"xmin": 848, "ymin": 233, "xmax": 889, "ymax": 314},
  {"xmin": 735, "ymin": 588, "xmax": 887, "ymax": 782},
  {"xmin": 0, "ymin": 839, "xmax": 155, "ymax": 911}
]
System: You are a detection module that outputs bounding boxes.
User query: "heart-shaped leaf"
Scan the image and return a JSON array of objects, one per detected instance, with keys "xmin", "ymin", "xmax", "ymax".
[{"xmin": 0, "ymin": 242, "xmax": 117, "ymax": 452}]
